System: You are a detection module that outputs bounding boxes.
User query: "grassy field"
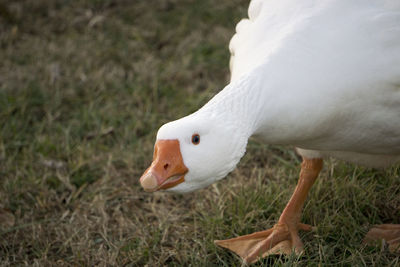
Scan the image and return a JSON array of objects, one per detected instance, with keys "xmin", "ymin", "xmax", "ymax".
[{"xmin": 0, "ymin": 0, "xmax": 399, "ymax": 266}]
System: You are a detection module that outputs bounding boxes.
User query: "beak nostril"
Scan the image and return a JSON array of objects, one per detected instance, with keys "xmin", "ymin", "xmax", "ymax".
[{"xmin": 164, "ymin": 163, "xmax": 169, "ymax": 170}]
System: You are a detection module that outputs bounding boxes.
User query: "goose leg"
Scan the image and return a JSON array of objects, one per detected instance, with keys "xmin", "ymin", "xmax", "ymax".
[
  {"xmin": 215, "ymin": 157, "xmax": 323, "ymax": 264},
  {"xmin": 364, "ymin": 224, "xmax": 400, "ymax": 253}
]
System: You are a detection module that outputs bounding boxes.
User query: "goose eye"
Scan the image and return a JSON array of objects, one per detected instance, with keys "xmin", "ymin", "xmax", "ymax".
[{"xmin": 191, "ymin": 134, "xmax": 200, "ymax": 145}]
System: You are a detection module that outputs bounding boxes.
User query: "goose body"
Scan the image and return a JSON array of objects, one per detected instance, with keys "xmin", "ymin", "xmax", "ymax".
[
  {"xmin": 229, "ymin": 0, "xmax": 400, "ymax": 166},
  {"xmin": 140, "ymin": 0, "xmax": 400, "ymax": 263}
]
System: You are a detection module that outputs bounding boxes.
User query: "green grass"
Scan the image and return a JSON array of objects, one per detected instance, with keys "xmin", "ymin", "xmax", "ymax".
[{"xmin": 0, "ymin": 0, "xmax": 399, "ymax": 265}]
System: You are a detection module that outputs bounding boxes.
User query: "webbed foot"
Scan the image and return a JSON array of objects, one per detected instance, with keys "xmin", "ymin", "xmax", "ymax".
[
  {"xmin": 215, "ymin": 222, "xmax": 312, "ymax": 264},
  {"xmin": 364, "ymin": 224, "xmax": 400, "ymax": 253}
]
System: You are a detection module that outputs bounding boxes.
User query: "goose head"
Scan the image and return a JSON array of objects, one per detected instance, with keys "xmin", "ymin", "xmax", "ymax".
[{"xmin": 139, "ymin": 112, "xmax": 249, "ymax": 193}]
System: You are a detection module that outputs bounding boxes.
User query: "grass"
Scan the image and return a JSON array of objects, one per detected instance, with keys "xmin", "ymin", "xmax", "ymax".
[{"xmin": 0, "ymin": 0, "xmax": 399, "ymax": 265}]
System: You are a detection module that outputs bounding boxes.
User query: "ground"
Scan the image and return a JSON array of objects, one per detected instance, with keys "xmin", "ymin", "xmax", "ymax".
[{"xmin": 0, "ymin": 0, "xmax": 399, "ymax": 266}]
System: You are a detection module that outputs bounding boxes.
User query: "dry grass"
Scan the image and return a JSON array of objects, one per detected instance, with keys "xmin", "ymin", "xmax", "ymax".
[{"xmin": 0, "ymin": 0, "xmax": 399, "ymax": 266}]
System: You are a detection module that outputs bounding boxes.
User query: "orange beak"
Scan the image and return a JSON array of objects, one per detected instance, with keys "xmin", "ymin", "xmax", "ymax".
[{"xmin": 139, "ymin": 140, "xmax": 188, "ymax": 192}]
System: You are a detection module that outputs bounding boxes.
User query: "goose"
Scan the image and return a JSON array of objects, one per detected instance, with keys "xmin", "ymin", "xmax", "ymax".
[{"xmin": 139, "ymin": 0, "xmax": 400, "ymax": 263}]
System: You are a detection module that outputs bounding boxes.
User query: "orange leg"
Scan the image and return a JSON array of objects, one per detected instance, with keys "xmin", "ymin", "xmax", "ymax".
[{"xmin": 215, "ymin": 157, "xmax": 323, "ymax": 264}]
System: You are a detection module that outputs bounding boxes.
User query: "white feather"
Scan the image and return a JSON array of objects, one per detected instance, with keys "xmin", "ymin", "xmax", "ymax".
[
  {"xmin": 158, "ymin": 0, "xmax": 400, "ymax": 192},
  {"xmin": 229, "ymin": 0, "xmax": 400, "ymax": 167}
]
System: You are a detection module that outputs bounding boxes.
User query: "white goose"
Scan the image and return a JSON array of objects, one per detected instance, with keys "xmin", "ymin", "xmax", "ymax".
[{"xmin": 140, "ymin": 0, "xmax": 400, "ymax": 263}]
